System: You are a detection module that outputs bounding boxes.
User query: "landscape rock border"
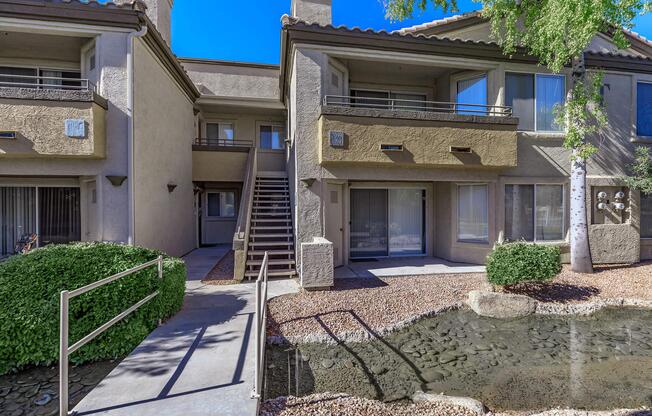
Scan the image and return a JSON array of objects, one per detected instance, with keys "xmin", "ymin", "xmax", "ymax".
[{"xmin": 412, "ymin": 391, "xmax": 487, "ymax": 415}]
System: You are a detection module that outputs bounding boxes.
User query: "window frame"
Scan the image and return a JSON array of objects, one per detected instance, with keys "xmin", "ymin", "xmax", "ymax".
[
  {"xmin": 505, "ymin": 71, "xmax": 566, "ymax": 133},
  {"xmin": 456, "ymin": 183, "xmax": 490, "ymax": 244},
  {"xmin": 455, "ymin": 73, "xmax": 489, "ymax": 115},
  {"xmin": 257, "ymin": 121, "xmax": 286, "ymax": 151},
  {"xmin": 204, "ymin": 120, "xmax": 236, "ymax": 142},
  {"xmin": 205, "ymin": 191, "xmax": 237, "ymax": 219},
  {"xmin": 350, "ymin": 88, "xmax": 427, "ymax": 110},
  {"xmin": 635, "ymin": 80, "xmax": 652, "ymax": 140},
  {"xmin": 0, "ymin": 65, "xmax": 81, "ymax": 89},
  {"xmin": 504, "ymin": 183, "xmax": 566, "ymax": 243},
  {"xmin": 640, "ymin": 192, "xmax": 652, "ymax": 239}
]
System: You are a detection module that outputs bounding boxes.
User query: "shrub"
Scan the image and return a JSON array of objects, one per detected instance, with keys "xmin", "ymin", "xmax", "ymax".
[
  {"xmin": 0, "ymin": 242, "xmax": 185, "ymax": 375},
  {"xmin": 486, "ymin": 242, "xmax": 562, "ymax": 287}
]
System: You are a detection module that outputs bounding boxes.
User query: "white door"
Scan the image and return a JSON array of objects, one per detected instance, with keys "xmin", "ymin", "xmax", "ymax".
[{"xmin": 325, "ymin": 183, "xmax": 344, "ymax": 267}]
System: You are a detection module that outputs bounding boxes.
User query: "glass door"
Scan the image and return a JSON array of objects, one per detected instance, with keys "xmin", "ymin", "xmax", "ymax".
[
  {"xmin": 389, "ymin": 189, "xmax": 425, "ymax": 256},
  {"xmin": 350, "ymin": 189, "xmax": 388, "ymax": 258},
  {"xmin": 0, "ymin": 187, "xmax": 37, "ymax": 256}
]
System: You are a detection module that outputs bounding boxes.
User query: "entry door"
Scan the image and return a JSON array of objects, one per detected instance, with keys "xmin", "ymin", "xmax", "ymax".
[
  {"xmin": 325, "ymin": 183, "xmax": 344, "ymax": 267},
  {"xmin": 85, "ymin": 181, "xmax": 98, "ymax": 241}
]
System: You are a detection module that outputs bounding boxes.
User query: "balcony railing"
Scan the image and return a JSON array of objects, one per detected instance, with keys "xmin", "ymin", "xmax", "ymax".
[
  {"xmin": 193, "ymin": 138, "xmax": 255, "ymax": 148},
  {"xmin": 324, "ymin": 95, "xmax": 513, "ymax": 117},
  {"xmin": 0, "ymin": 74, "xmax": 95, "ymax": 92}
]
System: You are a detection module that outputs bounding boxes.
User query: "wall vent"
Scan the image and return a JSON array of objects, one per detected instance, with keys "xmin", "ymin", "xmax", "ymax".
[
  {"xmin": 450, "ymin": 146, "xmax": 472, "ymax": 153},
  {"xmin": 380, "ymin": 144, "xmax": 403, "ymax": 152}
]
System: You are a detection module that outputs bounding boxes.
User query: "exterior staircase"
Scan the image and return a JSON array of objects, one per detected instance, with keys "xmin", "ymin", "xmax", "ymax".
[{"xmin": 245, "ymin": 173, "xmax": 296, "ymax": 279}]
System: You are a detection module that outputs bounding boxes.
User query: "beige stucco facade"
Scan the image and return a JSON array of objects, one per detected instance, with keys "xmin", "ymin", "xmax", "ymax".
[
  {"xmin": 132, "ymin": 38, "xmax": 196, "ymax": 257},
  {"xmin": 0, "ymin": 94, "xmax": 106, "ymax": 158}
]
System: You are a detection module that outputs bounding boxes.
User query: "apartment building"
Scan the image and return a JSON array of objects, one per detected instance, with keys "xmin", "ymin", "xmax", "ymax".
[{"xmin": 2, "ymin": 0, "xmax": 651, "ymax": 288}]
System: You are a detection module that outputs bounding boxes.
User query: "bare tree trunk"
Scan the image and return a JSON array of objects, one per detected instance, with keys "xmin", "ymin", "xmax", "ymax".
[{"xmin": 569, "ymin": 55, "xmax": 594, "ymax": 273}]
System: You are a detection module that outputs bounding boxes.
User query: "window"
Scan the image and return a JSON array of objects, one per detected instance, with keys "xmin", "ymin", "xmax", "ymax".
[
  {"xmin": 206, "ymin": 122, "xmax": 234, "ymax": 142},
  {"xmin": 505, "ymin": 72, "xmax": 565, "ymax": 132},
  {"xmin": 642, "ymin": 193, "xmax": 652, "ymax": 238},
  {"xmin": 350, "ymin": 89, "xmax": 426, "ymax": 110},
  {"xmin": 0, "ymin": 66, "xmax": 36, "ymax": 88},
  {"xmin": 457, "ymin": 184, "xmax": 489, "ymax": 243},
  {"xmin": 505, "ymin": 184, "xmax": 564, "ymax": 241},
  {"xmin": 456, "ymin": 75, "xmax": 487, "ymax": 115},
  {"xmin": 206, "ymin": 192, "xmax": 236, "ymax": 218},
  {"xmin": 637, "ymin": 82, "xmax": 652, "ymax": 137},
  {"xmin": 39, "ymin": 69, "xmax": 81, "ymax": 89},
  {"xmin": 259, "ymin": 124, "xmax": 285, "ymax": 150}
]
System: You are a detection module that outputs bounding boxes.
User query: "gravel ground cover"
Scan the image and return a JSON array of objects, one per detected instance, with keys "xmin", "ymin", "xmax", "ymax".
[
  {"xmin": 267, "ymin": 273, "xmax": 490, "ymax": 341},
  {"xmin": 268, "ymin": 262, "xmax": 652, "ymax": 341},
  {"xmin": 0, "ymin": 360, "xmax": 120, "ymax": 416},
  {"xmin": 202, "ymin": 250, "xmax": 237, "ymax": 285},
  {"xmin": 260, "ymin": 393, "xmax": 478, "ymax": 416}
]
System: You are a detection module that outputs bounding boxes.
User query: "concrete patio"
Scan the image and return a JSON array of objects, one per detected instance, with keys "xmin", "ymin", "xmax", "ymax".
[
  {"xmin": 335, "ymin": 256, "xmax": 485, "ymax": 279},
  {"xmin": 73, "ymin": 246, "xmax": 299, "ymax": 416}
]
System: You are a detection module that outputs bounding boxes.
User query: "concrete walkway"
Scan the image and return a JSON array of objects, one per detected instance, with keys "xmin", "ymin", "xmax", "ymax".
[
  {"xmin": 335, "ymin": 256, "xmax": 485, "ymax": 278},
  {"xmin": 74, "ymin": 247, "xmax": 299, "ymax": 416}
]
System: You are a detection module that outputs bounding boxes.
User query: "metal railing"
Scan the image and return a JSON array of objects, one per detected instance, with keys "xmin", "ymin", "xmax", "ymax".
[
  {"xmin": 0, "ymin": 74, "xmax": 94, "ymax": 92},
  {"xmin": 193, "ymin": 138, "xmax": 255, "ymax": 147},
  {"xmin": 323, "ymin": 95, "xmax": 513, "ymax": 117},
  {"xmin": 233, "ymin": 147, "xmax": 257, "ymax": 280},
  {"xmin": 59, "ymin": 256, "xmax": 164, "ymax": 416},
  {"xmin": 251, "ymin": 252, "xmax": 269, "ymax": 400}
]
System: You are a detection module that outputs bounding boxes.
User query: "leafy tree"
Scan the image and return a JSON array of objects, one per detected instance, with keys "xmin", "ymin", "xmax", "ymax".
[
  {"xmin": 625, "ymin": 146, "xmax": 652, "ymax": 195},
  {"xmin": 385, "ymin": 0, "xmax": 650, "ymax": 273}
]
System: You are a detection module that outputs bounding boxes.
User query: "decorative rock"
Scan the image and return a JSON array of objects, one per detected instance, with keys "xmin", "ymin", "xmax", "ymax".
[
  {"xmin": 412, "ymin": 390, "xmax": 487, "ymax": 415},
  {"xmin": 421, "ymin": 369, "xmax": 445, "ymax": 382},
  {"xmin": 34, "ymin": 393, "xmax": 52, "ymax": 406},
  {"xmin": 320, "ymin": 359, "xmax": 334, "ymax": 369},
  {"xmin": 467, "ymin": 290, "xmax": 537, "ymax": 319}
]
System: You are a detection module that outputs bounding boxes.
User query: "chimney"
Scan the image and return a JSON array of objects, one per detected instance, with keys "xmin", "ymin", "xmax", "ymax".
[
  {"xmin": 291, "ymin": 0, "xmax": 332, "ymax": 25},
  {"xmin": 143, "ymin": 0, "xmax": 173, "ymax": 46}
]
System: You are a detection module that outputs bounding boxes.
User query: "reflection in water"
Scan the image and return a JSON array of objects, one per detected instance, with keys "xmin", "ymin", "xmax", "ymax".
[{"xmin": 265, "ymin": 308, "xmax": 652, "ymax": 411}]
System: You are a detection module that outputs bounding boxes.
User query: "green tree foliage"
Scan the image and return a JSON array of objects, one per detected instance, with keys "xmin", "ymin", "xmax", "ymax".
[
  {"xmin": 0, "ymin": 243, "xmax": 186, "ymax": 375},
  {"xmin": 625, "ymin": 146, "xmax": 652, "ymax": 195}
]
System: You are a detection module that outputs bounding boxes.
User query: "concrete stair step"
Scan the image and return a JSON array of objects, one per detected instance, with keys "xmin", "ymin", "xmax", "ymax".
[
  {"xmin": 250, "ymin": 233, "xmax": 292, "ymax": 238},
  {"xmin": 249, "ymin": 241, "xmax": 294, "ymax": 246},
  {"xmin": 252, "ymin": 226, "xmax": 292, "ymax": 230},
  {"xmin": 247, "ymin": 259, "xmax": 296, "ymax": 266},
  {"xmin": 244, "ymin": 270, "xmax": 296, "ymax": 278},
  {"xmin": 248, "ymin": 249, "xmax": 294, "ymax": 256}
]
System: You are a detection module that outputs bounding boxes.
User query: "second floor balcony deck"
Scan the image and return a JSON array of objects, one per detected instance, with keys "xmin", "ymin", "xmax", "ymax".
[{"xmin": 319, "ymin": 95, "xmax": 519, "ymax": 169}]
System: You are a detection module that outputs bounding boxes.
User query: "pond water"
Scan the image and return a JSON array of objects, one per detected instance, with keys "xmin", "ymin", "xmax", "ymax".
[{"xmin": 265, "ymin": 308, "xmax": 652, "ymax": 411}]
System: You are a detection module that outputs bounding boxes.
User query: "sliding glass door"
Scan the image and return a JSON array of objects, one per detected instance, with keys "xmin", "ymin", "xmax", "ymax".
[
  {"xmin": 350, "ymin": 188, "xmax": 425, "ymax": 259},
  {"xmin": 0, "ymin": 186, "xmax": 81, "ymax": 256},
  {"xmin": 0, "ymin": 187, "xmax": 37, "ymax": 257},
  {"xmin": 350, "ymin": 189, "xmax": 388, "ymax": 258}
]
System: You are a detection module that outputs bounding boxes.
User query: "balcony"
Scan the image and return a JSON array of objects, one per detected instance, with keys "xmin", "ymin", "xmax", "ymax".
[
  {"xmin": 192, "ymin": 138, "xmax": 254, "ymax": 182},
  {"xmin": 319, "ymin": 95, "xmax": 519, "ymax": 168},
  {"xmin": 0, "ymin": 74, "xmax": 107, "ymax": 159}
]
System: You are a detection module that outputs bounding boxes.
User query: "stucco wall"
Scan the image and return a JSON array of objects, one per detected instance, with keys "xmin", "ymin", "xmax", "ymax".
[
  {"xmin": 133, "ymin": 38, "xmax": 195, "ymax": 257},
  {"xmin": 319, "ymin": 112, "xmax": 518, "ymax": 168},
  {"xmin": 182, "ymin": 60, "xmax": 280, "ymax": 100},
  {"xmin": 192, "ymin": 151, "xmax": 248, "ymax": 182},
  {"xmin": 0, "ymin": 95, "xmax": 105, "ymax": 158}
]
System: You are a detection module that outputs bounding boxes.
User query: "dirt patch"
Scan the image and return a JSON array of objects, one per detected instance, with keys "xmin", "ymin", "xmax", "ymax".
[
  {"xmin": 505, "ymin": 262, "xmax": 652, "ymax": 303},
  {"xmin": 260, "ymin": 393, "xmax": 478, "ymax": 416},
  {"xmin": 202, "ymin": 250, "xmax": 238, "ymax": 285},
  {"xmin": 267, "ymin": 273, "xmax": 489, "ymax": 341},
  {"xmin": 0, "ymin": 360, "xmax": 120, "ymax": 416},
  {"xmin": 268, "ymin": 262, "xmax": 652, "ymax": 341}
]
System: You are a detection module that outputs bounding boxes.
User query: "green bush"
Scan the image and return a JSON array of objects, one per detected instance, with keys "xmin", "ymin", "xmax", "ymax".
[
  {"xmin": 0, "ymin": 242, "xmax": 185, "ymax": 375},
  {"xmin": 486, "ymin": 242, "xmax": 562, "ymax": 287}
]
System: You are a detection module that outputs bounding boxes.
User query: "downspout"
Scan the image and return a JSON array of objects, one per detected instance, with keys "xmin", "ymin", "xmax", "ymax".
[{"xmin": 126, "ymin": 25, "xmax": 148, "ymax": 245}]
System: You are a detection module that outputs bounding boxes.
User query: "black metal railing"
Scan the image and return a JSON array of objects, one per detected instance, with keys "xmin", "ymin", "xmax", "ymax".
[
  {"xmin": 323, "ymin": 95, "xmax": 513, "ymax": 117},
  {"xmin": 193, "ymin": 138, "xmax": 255, "ymax": 147}
]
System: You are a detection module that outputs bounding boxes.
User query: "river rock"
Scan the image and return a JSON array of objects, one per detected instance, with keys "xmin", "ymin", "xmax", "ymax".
[
  {"xmin": 467, "ymin": 290, "xmax": 537, "ymax": 319},
  {"xmin": 413, "ymin": 390, "xmax": 487, "ymax": 415}
]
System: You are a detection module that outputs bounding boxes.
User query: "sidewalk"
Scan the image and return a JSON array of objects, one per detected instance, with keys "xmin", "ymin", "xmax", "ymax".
[{"xmin": 73, "ymin": 246, "xmax": 299, "ymax": 416}]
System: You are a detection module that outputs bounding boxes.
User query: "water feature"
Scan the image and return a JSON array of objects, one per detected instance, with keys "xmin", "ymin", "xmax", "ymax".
[{"xmin": 265, "ymin": 308, "xmax": 652, "ymax": 411}]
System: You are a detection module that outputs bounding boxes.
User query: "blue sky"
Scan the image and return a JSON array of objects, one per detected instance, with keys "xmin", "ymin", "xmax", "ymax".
[{"xmin": 172, "ymin": 0, "xmax": 652, "ymax": 65}]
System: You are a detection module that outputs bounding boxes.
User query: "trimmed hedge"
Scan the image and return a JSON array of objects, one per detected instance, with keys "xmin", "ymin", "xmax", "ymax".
[
  {"xmin": 0, "ymin": 242, "xmax": 185, "ymax": 375},
  {"xmin": 486, "ymin": 242, "xmax": 562, "ymax": 287}
]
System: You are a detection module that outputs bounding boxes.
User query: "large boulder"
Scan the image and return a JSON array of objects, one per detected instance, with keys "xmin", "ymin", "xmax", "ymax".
[
  {"xmin": 467, "ymin": 290, "xmax": 537, "ymax": 319},
  {"xmin": 412, "ymin": 391, "xmax": 486, "ymax": 415}
]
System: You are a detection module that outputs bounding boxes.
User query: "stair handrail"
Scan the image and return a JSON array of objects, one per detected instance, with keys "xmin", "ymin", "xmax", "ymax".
[
  {"xmin": 251, "ymin": 251, "xmax": 269, "ymax": 401},
  {"xmin": 233, "ymin": 147, "xmax": 257, "ymax": 280}
]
